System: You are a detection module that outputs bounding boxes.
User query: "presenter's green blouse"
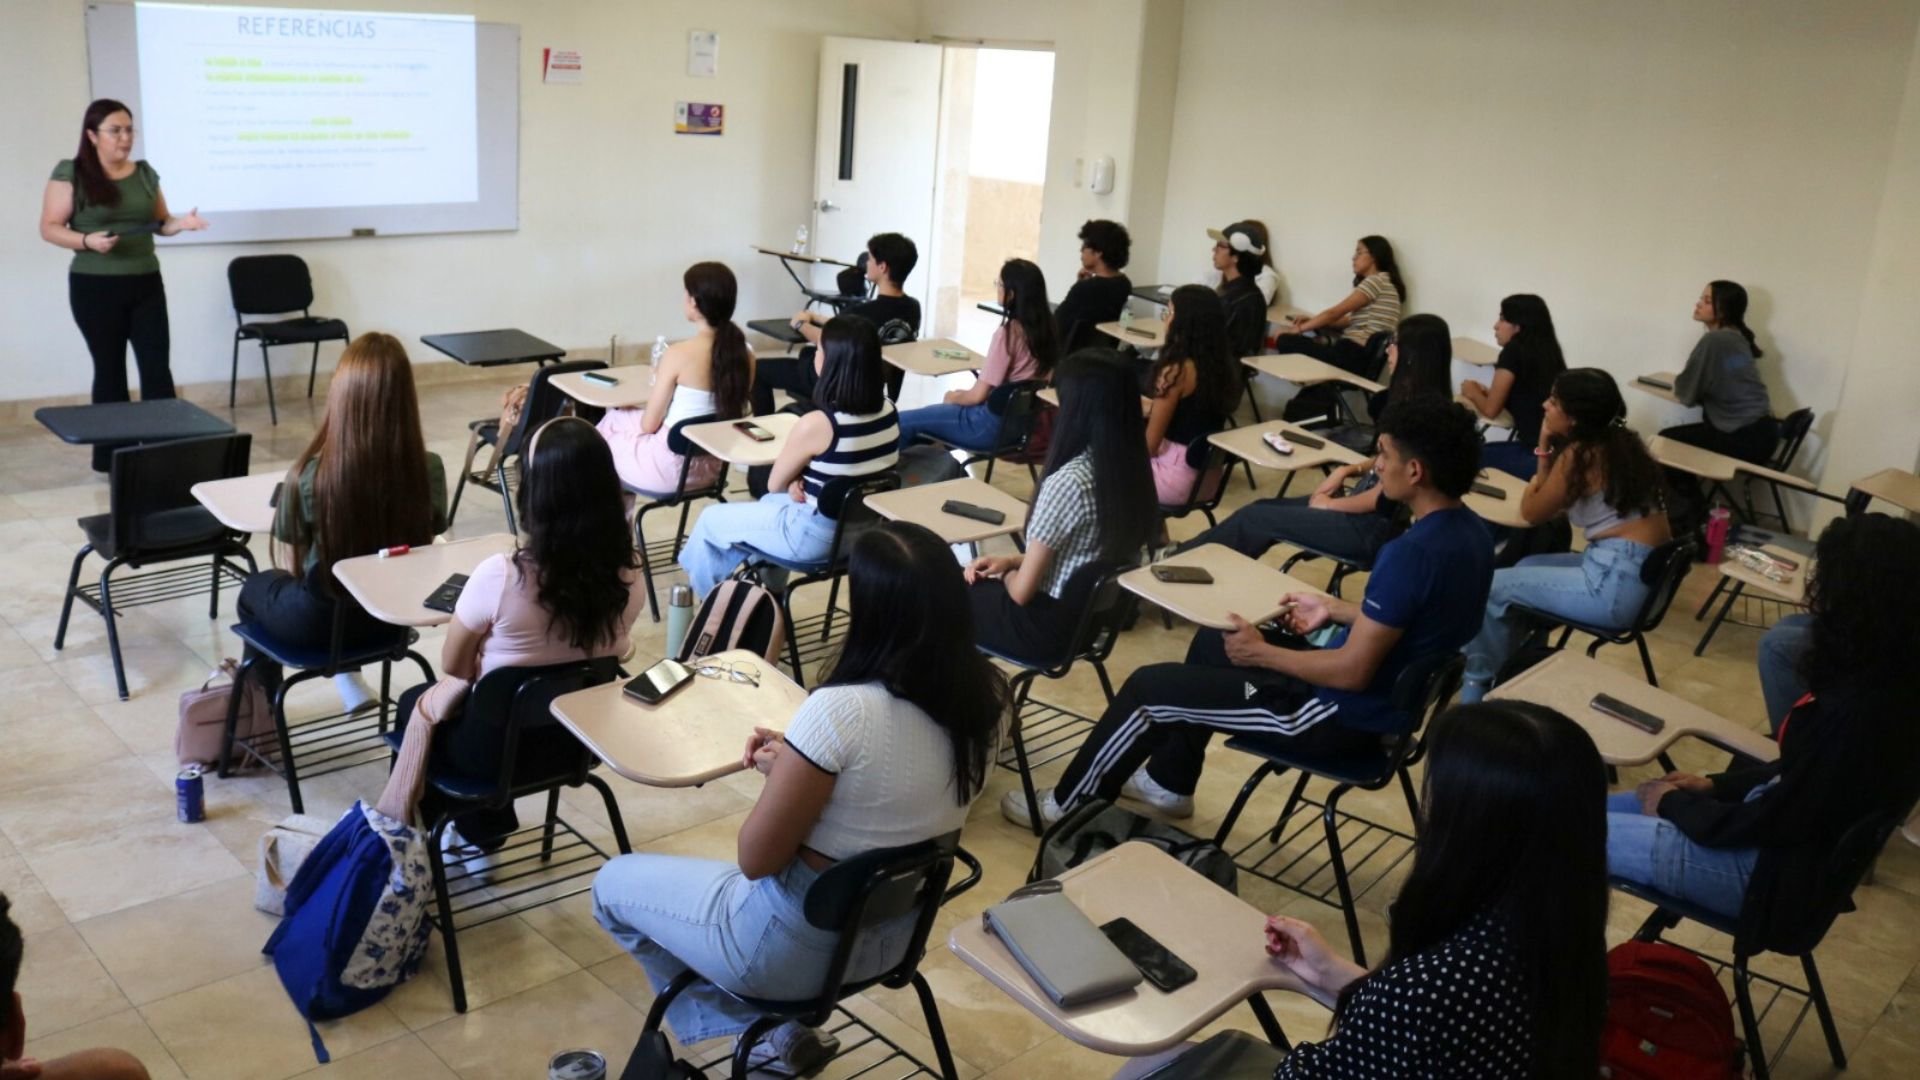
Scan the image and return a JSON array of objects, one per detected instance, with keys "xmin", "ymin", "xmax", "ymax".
[{"xmin": 50, "ymin": 159, "xmax": 163, "ymax": 276}]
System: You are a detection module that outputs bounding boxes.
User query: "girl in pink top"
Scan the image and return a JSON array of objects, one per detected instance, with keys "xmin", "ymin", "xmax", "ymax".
[
  {"xmin": 895, "ymin": 258, "xmax": 1057, "ymax": 451},
  {"xmin": 1146, "ymin": 285, "xmax": 1240, "ymax": 505}
]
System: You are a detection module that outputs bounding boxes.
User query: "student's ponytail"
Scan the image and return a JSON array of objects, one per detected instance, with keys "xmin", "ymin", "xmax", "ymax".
[
  {"xmin": 1708, "ymin": 280, "xmax": 1764, "ymax": 359},
  {"xmin": 684, "ymin": 261, "xmax": 753, "ymax": 420}
]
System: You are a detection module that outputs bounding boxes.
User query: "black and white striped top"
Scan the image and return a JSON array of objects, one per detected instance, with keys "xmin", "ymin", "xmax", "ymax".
[{"xmin": 801, "ymin": 403, "xmax": 900, "ymax": 505}]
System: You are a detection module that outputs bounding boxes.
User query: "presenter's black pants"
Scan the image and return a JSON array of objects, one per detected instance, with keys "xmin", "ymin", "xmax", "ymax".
[{"xmin": 69, "ymin": 271, "xmax": 175, "ymax": 471}]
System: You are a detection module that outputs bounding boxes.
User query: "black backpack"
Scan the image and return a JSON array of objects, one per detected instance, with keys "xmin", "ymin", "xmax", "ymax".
[{"xmin": 1030, "ymin": 798, "xmax": 1237, "ymax": 894}]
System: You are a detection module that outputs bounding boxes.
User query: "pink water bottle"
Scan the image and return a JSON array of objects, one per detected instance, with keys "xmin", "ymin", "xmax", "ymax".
[{"xmin": 1705, "ymin": 507, "xmax": 1732, "ymax": 564}]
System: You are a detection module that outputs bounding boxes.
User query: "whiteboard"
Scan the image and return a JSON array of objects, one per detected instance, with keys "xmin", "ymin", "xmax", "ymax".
[{"xmin": 83, "ymin": 2, "xmax": 519, "ymax": 245}]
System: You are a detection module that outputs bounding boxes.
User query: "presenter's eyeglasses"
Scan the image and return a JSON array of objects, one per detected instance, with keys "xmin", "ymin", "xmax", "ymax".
[{"xmin": 96, "ymin": 125, "xmax": 136, "ymax": 139}]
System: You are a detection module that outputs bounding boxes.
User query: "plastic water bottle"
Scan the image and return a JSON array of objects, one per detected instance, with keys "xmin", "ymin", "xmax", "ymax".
[
  {"xmin": 665, "ymin": 584, "xmax": 694, "ymax": 659},
  {"xmin": 792, "ymin": 225, "xmax": 809, "ymax": 256},
  {"xmin": 1119, "ymin": 305, "xmax": 1134, "ymax": 330},
  {"xmin": 650, "ymin": 334, "xmax": 669, "ymax": 369}
]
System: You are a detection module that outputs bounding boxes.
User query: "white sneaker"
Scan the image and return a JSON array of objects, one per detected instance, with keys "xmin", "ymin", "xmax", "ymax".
[
  {"xmin": 1000, "ymin": 788, "xmax": 1064, "ymax": 830},
  {"xmin": 332, "ymin": 672, "xmax": 378, "ymax": 714},
  {"xmin": 1121, "ymin": 767, "xmax": 1196, "ymax": 819},
  {"xmin": 439, "ymin": 824, "xmax": 494, "ymax": 887},
  {"xmin": 759, "ymin": 1021, "xmax": 841, "ymax": 1074}
]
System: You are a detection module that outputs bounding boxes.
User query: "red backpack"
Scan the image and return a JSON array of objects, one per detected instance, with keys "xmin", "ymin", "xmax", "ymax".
[{"xmin": 1599, "ymin": 941, "xmax": 1743, "ymax": 1079}]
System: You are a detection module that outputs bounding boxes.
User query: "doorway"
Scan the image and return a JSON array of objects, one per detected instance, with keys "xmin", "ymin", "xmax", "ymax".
[{"xmin": 928, "ymin": 47, "xmax": 1056, "ymax": 349}]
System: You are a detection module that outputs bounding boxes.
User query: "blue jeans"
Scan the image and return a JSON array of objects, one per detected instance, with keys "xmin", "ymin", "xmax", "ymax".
[
  {"xmin": 1461, "ymin": 537, "xmax": 1654, "ymax": 701},
  {"xmin": 1758, "ymin": 613, "xmax": 1812, "ymax": 736},
  {"xmin": 897, "ymin": 401, "xmax": 1000, "ymax": 452},
  {"xmin": 681, "ymin": 492, "xmax": 839, "ymax": 598},
  {"xmin": 1178, "ymin": 495, "xmax": 1396, "ymax": 566},
  {"xmin": 1605, "ymin": 790, "xmax": 1759, "ymax": 919},
  {"xmin": 593, "ymin": 856, "xmax": 916, "ymax": 1044}
]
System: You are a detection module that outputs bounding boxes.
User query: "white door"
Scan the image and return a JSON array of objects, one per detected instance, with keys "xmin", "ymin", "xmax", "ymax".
[{"xmin": 812, "ymin": 37, "xmax": 942, "ymax": 311}]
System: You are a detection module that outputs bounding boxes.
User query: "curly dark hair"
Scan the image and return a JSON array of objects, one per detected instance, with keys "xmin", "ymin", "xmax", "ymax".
[
  {"xmin": 1800, "ymin": 512, "xmax": 1920, "ymax": 696},
  {"xmin": 1374, "ymin": 397, "xmax": 1482, "ymax": 499},
  {"xmin": 1078, "ymin": 219, "xmax": 1131, "ymax": 270},
  {"xmin": 1545, "ymin": 369, "xmax": 1665, "ymax": 519}
]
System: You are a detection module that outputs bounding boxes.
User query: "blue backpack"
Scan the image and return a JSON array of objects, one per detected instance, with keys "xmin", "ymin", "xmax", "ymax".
[{"xmin": 262, "ymin": 801, "xmax": 433, "ymax": 1062}]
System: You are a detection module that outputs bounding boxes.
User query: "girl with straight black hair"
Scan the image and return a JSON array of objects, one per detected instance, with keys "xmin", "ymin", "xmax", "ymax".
[
  {"xmin": 895, "ymin": 256, "xmax": 1056, "ymax": 452},
  {"xmin": 594, "ymin": 521, "xmax": 1007, "ymax": 1074},
  {"xmin": 597, "ymin": 261, "xmax": 755, "ymax": 494},
  {"xmin": 1462, "ymin": 368, "xmax": 1672, "ymax": 700},
  {"xmin": 1272, "ymin": 235, "xmax": 1406, "ymax": 380},
  {"xmin": 1660, "ymin": 279, "xmax": 1779, "ymax": 529},
  {"xmin": 1463, "ymin": 294, "xmax": 1568, "ymax": 478},
  {"xmin": 966, "ymin": 348, "xmax": 1155, "ymax": 661},
  {"xmin": 680, "ymin": 314, "xmax": 899, "ymax": 598},
  {"xmin": 1145, "ymin": 285, "xmax": 1240, "ymax": 504}
]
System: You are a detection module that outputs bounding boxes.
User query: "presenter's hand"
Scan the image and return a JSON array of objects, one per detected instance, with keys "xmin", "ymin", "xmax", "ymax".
[
  {"xmin": 175, "ymin": 208, "xmax": 208, "ymax": 231},
  {"xmin": 85, "ymin": 232, "xmax": 119, "ymax": 254}
]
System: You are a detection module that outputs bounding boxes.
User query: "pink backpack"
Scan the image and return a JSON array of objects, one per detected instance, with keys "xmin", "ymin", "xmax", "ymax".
[{"xmin": 677, "ymin": 576, "xmax": 786, "ymax": 667}]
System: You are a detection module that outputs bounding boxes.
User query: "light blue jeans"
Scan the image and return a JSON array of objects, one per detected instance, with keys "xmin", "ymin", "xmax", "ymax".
[
  {"xmin": 1460, "ymin": 537, "xmax": 1655, "ymax": 701},
  {"xmin": 681, "ymin": 492, "xmax": 839, "ymax": 599},
  {"xmin": 1758, "ymin": 613, "xmax": 1813, "ymax": 736},
  {"xmin": 1605, "ymin": 790, "xmax": 1760, "ymax": 918},
  {"xmin": 592, "ymin": 855, "xmax": 916, "ymax": 1044},
  {"xmin": 897, "ymin": 401, "xmax": 1000, "ymax": 452}
]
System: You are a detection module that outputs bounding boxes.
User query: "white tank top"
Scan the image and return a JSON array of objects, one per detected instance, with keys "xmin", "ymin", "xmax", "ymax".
[{"xmin": 661, "ymin": 383, "xmax": 717, "ymax": 430}]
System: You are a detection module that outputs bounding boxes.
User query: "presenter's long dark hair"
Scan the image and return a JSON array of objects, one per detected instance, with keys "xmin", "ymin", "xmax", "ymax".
[
  {"xmin": 516, "ymin": 417, "xmax": 641, "ymax": 648},
  {"xmin": 1042, "ymin": 348, "xmax": 1155, "ymax": 565},
  {"xmin": 74, "ymin": 99, "xmax": 133, "ymax": 208},
  {"xmin": 684, "ymin": 262, "xmax": 752, "ymax": 421},
  {"xmin": 825, "ymin": 522, "xmax": 1008, "ymax": 804}
]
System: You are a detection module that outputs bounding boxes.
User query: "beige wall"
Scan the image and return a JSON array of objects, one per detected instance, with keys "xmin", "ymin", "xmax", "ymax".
[
  {"xmin": 1, "ymin": 0, "xmax": 918, "ymax": 402},
  {"xmin": 960, "ymin": 178, "xmax": 1045, "ymax": 296},
  {"xmin": 1155, "ymin": 0, "xmax": 1920, "ymax": 493}
]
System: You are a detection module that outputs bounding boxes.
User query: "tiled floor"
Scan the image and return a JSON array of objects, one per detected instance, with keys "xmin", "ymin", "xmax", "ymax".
[{"xmin": 7, "ymin": 360, "xmax": 1920, "ymax": 1079}]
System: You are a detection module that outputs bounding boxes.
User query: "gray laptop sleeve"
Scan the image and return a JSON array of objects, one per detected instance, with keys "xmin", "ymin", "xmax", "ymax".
[{"xmin": 983, "ymin": 892, "xmax": 1142, "ymax": 1007}]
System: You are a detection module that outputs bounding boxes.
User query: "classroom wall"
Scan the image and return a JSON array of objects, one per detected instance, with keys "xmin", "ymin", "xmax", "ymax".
[
  {"xmin": 0, "ymin": 0, "xmax": 919, "ymax": 403},
  {"xmin": 1153, "ymin": 0, "xmax": 1920, "ymax": 492}
]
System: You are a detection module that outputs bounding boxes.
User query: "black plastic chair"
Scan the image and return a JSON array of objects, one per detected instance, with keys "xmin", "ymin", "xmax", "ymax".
[
  {"xmin": 54, "ymin": 434, "xmax": 258, "ymax": 701},
  {"xmin": 951, "ymin": 379, "xmax": 1048, "ymax": 486},
  {"xmin": 384, "ymin": 657, "xmax": 631, "ymax": 1013},
  {"xmin": 1739, "ymin": 407, "xmax": 1814, "ymax": 532},
  {"xmin": 449, "ymin": 359, "xmax": 607, "ymax": 532},
  {"xmin": 633, "ymin": 832, "xmax": 981, "ymax": 1080},
  {"xmin": 740, "ymin": 472, "xmax": 900, "ymax": 685},
  {"xmin": 975, "ymin": 563, "xmax": 1134, "ymax": 836},
  {"xmin": 625, "ymin": 414, "xmax": 731, "ymax": 622},
  {"xmin": 1212, "ymin": 652, "xmax": 1465, "ymax": 965},
  {"xmin": 1503, "ymin": 537, "xmax": 1697, "ymax": 687},
  {"xmin": 227, "ymin": 255, "xmax": 350, "ymax": 425},
  {"xmin": 1616, "ymin": 806, "xmax": 1910, "ymax": 1079}
]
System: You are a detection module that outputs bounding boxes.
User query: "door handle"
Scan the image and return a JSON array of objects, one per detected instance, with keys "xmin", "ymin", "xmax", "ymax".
[{"xmin": 816, "ymin": 199, "xmax": 841, "ymax": 212}]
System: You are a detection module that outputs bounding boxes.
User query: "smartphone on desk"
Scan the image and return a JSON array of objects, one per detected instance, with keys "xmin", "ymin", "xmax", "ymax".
[
  {"xmin": 582, "ymin": 371, "xmax": 619, "ymax": 387},
  {"xmin": 1150, "ymin": 564, "xmax": 1215, "ymax": 585},
  {"xmin": 422, "ymin": 573, "xmax": 469, "ymax": 614},
  {"xmin": 623, "ymin": 658, "xmax": 694, "ymax": 705},
  {"xmin": 1285, "ymin": 431, "xmax": 1326, "ymax": 450},
  {"xmin": 733, "ymin": 420, "xmax": 776, "ymax": 443},
  {"xmin": 1591, "ymin": 693, "xmax": 1665, "ymax": 735},
  {"xmin": 1100, "ymin": 917, "xmax": 1197, "ymax": 993},
  {"xmin": 1469, "ymin": 481, "xmax": 1507, "ymax": 499}
]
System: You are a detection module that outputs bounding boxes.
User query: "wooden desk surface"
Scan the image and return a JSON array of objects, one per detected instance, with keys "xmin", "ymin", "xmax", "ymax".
[
  {"xmin": 1119, "ymin": 545, "xmax": 1326, "ymax": 630},
  {"xmin": 549, "ymin": 648, "xmax": 808, "ymax": 787},
  {"xmin": 866, "ymin": 478, "xmax": 1029, "ymax": 545},
  {"xmin": 751, "ymin": 245, "xmax": 852, "ymax": 268},
  {"xmin": 949, "ymin": 842, "xmax": 1312, "ymax": 1056},
  {"xmin": 1209, "ymin": 420, "xmax": 1365, "ymax": 473},
  {"xmin": 1717, "ymin": 543, "xmax": 1810, "ymax": 605},
  {"xmin": 1490, "ymin": 652, "xmax": 1778, "ymax": 767},
  {"xmin": 883, "ymin": 338, "xmax": 985, "ymax": 378},
  {"xmin": 1465, "ymin": 468, "xmax": 1532, "ymax": 529},
  {"xmin": 682, "ymin": 412, "xmax": 801, "ymax": 468},
  {"xmin": 420, "ymin": 329, "xmax": 565, "ymax": 367},
  {"xmin": 1631, "ymin": 372, "xmax": 1682, "ymax": 405},
  {"xmin": 191, "ymin": 470, "xmax": 284, "ymax": 534},
  {"xmin": 36, "ymin": 399, "xmax": 234, "ymax": 446},
  {"xmin": 1242, "ymin": 354, "xmax": 1385, "ymax": 394},
  {"xmin": 1098, "ymin": 319, "xmax": 1168, "ymax": 350},
  {"xmin": 1849, "ymin": 467, "xmax": 1920, "ymax": 515},
  {"xmin": 1451, "ymin": 337, "xmax": 1500, "ymax": 367},
  {"xmin": 332, "ymin": 534, "xmax": 520, "ymax": 628},
  {"xmin": 1456, "ymin": 393, "xmax": 1513, "ymax": 429},
  {"xmin": 1648, "ymin": 435, "xmax": 1818, "ymax": 492},
  {"xmin": 549, "ymin": 368, "xmax": 654, "ymax": 409}
]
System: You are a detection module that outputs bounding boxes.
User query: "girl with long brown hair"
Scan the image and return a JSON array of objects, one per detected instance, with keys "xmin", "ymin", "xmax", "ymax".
[{"xmin": 236, "ymin": 332, "xmax": 448, "ymax": 708}]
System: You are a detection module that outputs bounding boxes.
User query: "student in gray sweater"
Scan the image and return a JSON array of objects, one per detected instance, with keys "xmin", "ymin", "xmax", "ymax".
[{"xmin": 1660, "ymin": 280, "xmax": 1779, "ymax": 529}]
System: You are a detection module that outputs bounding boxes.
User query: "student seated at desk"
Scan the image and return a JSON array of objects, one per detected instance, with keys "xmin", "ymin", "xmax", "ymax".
[
  {"xmin": 683, "ymin": 315, "xmax": 899, "ymax": 598},
  {"xmin": 1199, "ymin": 218, "xmax": 1279, "ymax": 304},
  {"xmin": 1146, "ymin": 286, "xmax": 1239, "ymax": 504},
  {"xmin": 1461, "ymin": 369, "xmax": 1672, "ymax": 702},
  {"xmin": 593, "ymin": 522, "xmax": 1007, "ymax": 1073},
  {"xmin": 237, "ymin": 332, "xmax": 447, "ymax": 710},
  {"xmin": 1007, "ymin": 398, "xmax": 1493, "ymax": 827},
  {"xmin": 1661, "ymin": 280, "xmax": 1779, "ymax": 531},
  {"xmin": 755, "ymin": 232, "xmax": 920, "ymax": 410},
  {"xmin": 1205, "ymin": 221, "xmax": 1275, "ymax": 361},
  {"xmin": 1055, "ymin": 219, "xmax": 1133, "ymax": 349},
  {"xmin": 1174, "ymin": 315, "xmax": 1453, "ymax": 570},
  {"xmin": 596, "ymin": 262, "xmax": 753, "ymax": 494},
  {"xmin": 4, "ymin": 894, "xmax": 152, "ymax": 1080},
  {"xmin": 1607, "ymin": 513, "xmax": 1920, "ymax": 918},
  {"xmin": 1460, "ymin": 294, "xmax": 1567, "ymax": 479},
  {"xmin": 1271, "ymin": 236, "xmax": 1405, "ymax": 378},
  {"xmin": 1117, "ymin": 702, "xmax": 1607, "ymax": 1080},
  {"xmin": 399, "ymin": 417, "xmax": 645, "ymax": 864},
  {"xmin": 896, "ymin": 257, "xmax": 1056, "ymax": 451},
  {"xmin": 965, "ymin": 348, "xmax": 1155, "ymax": 663}
]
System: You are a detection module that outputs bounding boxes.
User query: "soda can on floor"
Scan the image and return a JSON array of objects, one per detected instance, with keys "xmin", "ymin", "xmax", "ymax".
[
  {"xmin": 176, "ymin": 766, "xmax": 205, "ymax": 823},
  {"xmin": 548, "ymin": 1049, "xmax": 607, "ymax": 1080}
]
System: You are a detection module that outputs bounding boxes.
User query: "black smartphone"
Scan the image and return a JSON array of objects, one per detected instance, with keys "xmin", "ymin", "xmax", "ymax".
[
  {"xmin": 623, "ymin": 658, "xmax": 695, "ymax": 705},
  {"xmin": 1591, "ymin": 693, "xmax": 1665, "ymax": 735},
  {"xmin": 1150, "ymin": 564, "xmax": 1215, "ymax": 585},
  {"xmin": 1470, "ymin": 481, "xmax": 1507, "ymax": 499},
  {"xmin": 269, "ymin": 481, "xmax": 284, "ymax": 508},
  {"xmin": 422, "ymin": 573, "xmax": 469, "ymax": 614},
  {"xmin": 734, "ymin": 420, "xmax": 776, "ymax": 442},
  {"xmin": 1285, "ymin": 431, "xmax": 1326, "ymax": 450},
  {"xmin": 1100, "ymin": 917, "xmax": 1197, "ymax": 993},
  {"xmin": 941, "ymin": 499, "xmax": 1006, "ymax": 525},
  {"xmin": 582, "ymin": 371, "xmax": 619, "ymax": 387},
  {"xmin": 107, "ymin": 221, "xmax": 162, "ymax": 238},
  {"xmin": 1637, "ymin": 375, "xmax": 1675, "ymax": 390}
]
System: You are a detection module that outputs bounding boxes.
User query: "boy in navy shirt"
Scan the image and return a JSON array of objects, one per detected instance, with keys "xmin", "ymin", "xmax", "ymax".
[{"xmin": 1005, "ymin": 397, "xmax": 1495, "ymax": 828}]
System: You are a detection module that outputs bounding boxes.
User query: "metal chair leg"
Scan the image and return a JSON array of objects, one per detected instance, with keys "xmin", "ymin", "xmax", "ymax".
[
  {"xmin": 1006, "ymin": 675, "xmax": 1045, "ymax": 836},
  {"xmin": 1694, "ymin": 574, "xmax": 1729, "ymax": 621},
  {"xmin": 541, "ymin": 787, "xmax": 562, "ymax": 862},
  {"xmin": 1695, "ymin": 580, "xmax": 1745, "ymax": 657},
  {"xmin": 448, "ymin": 429, "xmax": 485, "ymax": 524},
  {"xmin": 308, "ymin": 341, "xmax": 321, "ymax": 399},
  {"xmin": 1212, "ymin": 762, "xmax": 1278, "ymax": 846},
  {"xmin": 229, "ymin": 335, "xmax": 242, "ymax": 408},
  {"xmin": 581, "ymin": 773, "xmax": 633, "ymax": 854},
  {"xmin": 1248, "ymin": 992, "xmax": 1291, "ymax": 1051},
  {"xmin": 270, "ymin": 680, "xmax": 304, "ymax": 814},
  {"xmin": 730, "ymin": 1015, "xmax": 785, "ymax": 1080},
  {"xmin": 911, "ymin": 971, "xmax": 963, "ymax": 1080},
  {"xmin": 1322, "ymin": 784, "xmax": 1366, "ymax": 966},
  {"xmin": 1802, "ymin": 953, "xmax": 1847, "ymax": 1068},
  {"xmin": 1731, "ymin": 955, "xmax": 1769, "ymax": 1080},
  {"xmin": 1268, "ymin": 770, "xmax": 1313, "ymax": 845},
  {"xmin": 53, "ymin": 544, "xmax": 90, "ymax": 651},
  {"xmin": 426, "ymin": 816, "xmax": 468, "ymax": 1013},
  {"xmin": 98, "ymin": 566, "xmax": 129, "ymax": 701},
  {"xmin": 1636, "ymin": 634, "xmax": 1658, "ymax": 686},
  {"xmin": 259, "ymin": 341, "xmax": 278, "ymax": 425}
]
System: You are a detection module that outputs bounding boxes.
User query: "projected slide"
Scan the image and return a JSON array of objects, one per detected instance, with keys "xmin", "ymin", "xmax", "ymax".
[{"xmin": 134, "ymin": 3, "xmax": 477, "ymax": 212}]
